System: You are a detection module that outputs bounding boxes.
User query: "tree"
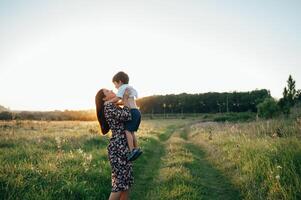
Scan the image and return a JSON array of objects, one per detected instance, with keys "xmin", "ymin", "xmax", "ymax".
[
  {"xmin": 296, "ymin": 89, "xmax": 301, "ymax": 102},
  {"xmin": 257, "ymin": 98, "xmax": 280, "ymax": 119},
  {"xmin": 279, "ymin": 75, "xmax": 298, "ymax": 114},
  {"xmin": 283, "ymin": 87, "xmax": 288, "ymax": 100},
  {"xmin": 286, "ymin": 75, "xmax": 297, "ymax": 105}
]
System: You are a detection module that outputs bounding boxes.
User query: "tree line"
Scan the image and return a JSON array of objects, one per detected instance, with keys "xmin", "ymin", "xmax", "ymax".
[
  {"xmin": 0, "ymin": 110, "xmax": 96, "ymax": 121},
  {"xmin": 0, "ymin": 75, "xmax": 300, "ymax": 120},
  {"xmin": 137, "ymin": 75, "xmax": 301, "ymax": 119},
  {"xmin": 0, "ymin": 89, "xmax": 269, "ymax": 121},
  {"xmin": 136, "ymin": 89, "xmax": 270, "ymax": 114}
]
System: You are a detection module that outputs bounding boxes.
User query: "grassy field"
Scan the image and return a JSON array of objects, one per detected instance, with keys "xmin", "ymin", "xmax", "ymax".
[{"xmin": 0, "ymin": 118, "xmax": 300, "ymax": 199}]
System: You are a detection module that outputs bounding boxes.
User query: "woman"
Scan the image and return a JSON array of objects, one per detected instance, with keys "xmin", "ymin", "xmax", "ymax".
[{"xmin": 95, "ymin": 88, "xmax": 133, "ymax": 200}]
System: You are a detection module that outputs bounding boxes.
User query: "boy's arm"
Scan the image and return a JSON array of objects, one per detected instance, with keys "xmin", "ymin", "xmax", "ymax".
[{"xmin": 115, "ymin": 90, "xmax": 130, "ymax": 106}]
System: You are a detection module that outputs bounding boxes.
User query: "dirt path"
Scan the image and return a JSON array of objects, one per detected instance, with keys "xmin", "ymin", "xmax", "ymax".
[{"xmin": 131, "ymin": 124, "xmax": 241, "ymax": 200}]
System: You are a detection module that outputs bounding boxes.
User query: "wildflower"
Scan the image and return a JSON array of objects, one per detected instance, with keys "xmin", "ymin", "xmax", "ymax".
[
  {"xmin": 275, "ymin": 175, "xmax": 280, "ymax": 180},
  {"xmin": 55, "ymin": 136, "xmax": 60, "ymax": 143},
  {"xmin": 276, "ymin": 165, "xmax": 282, "ymax": 169},
  {"xmin": 78, "ymin": 148, "xmax": 83, "ymax": 154},
  {"xmin": 87, "ymin": 154, "xmax": 93, "ymax": 162},
  {"xmin": 55, "ymin": 137, "xmax": 61, "ymax": 149},
  {"xmin": 69, "ymin": 150, "xmax": 74, "ymax": 158}
]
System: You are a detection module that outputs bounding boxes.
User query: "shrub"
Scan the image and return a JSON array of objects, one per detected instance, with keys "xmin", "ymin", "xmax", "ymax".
[
  {"xmin": 0, "ymin": 111, "xmax": 13, "ymax": 120},
  {"xmin": 257, "ymin": 98, "xmax": 280, "ymax": 119},
  {"xmin": 290, "ymin": 102, "xmax": 301, "ymax": 119}
]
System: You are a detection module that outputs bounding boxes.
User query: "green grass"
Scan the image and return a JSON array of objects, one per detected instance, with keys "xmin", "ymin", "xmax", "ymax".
[
  {"xmin": 0, "ymin": 118, "xmax": 300, "ymax": 199},
  {"xmin": 188, "ymin": 119, "xmax": 301, "ymax": 199},
  {"xmin": 130, "ymin": 127, "xmax": 174, "ymax": 198},
  {"xmin": 132, "ymin": 128, "xmax": 241, "ymax": 200},
  {"xmin": 0, "ymin": 121, "xmax": 111, "ymax": 200}
]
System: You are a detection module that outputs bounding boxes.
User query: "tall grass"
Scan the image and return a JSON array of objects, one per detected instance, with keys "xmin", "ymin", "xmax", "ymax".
[
  {"xmin": 0, "ymin": 120, "xmax": 184, "ymax": 200},
  {"xmin": 0, "ymin": 121, "xmax": 113, "ymax": 199},
  {"xmin": 188, "ymin": 118, "xmax": 301, "ymax": 199},
  {"xmin": 1, "ymin": 118, "xmax": 300, "ymax": 199}
]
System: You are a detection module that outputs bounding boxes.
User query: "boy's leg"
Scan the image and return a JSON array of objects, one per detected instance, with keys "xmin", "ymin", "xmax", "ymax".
[
  {"xmin": 129, "ymin": 133, "xmax": 142, "ymax": 161},
  {"xmin": 132, "ymin": 132, "xmax": 138, "ymax": 148},
  {"xmin": 127, "ymin": 131, "xmax": 140, "ymax": 161},
  {"xmin": 128, "ymin": 132, "xmax": 143, "ymax": 161},
  {"xmin": 125, "ymin": 130, "xmax": 134, "ymax": 151}
]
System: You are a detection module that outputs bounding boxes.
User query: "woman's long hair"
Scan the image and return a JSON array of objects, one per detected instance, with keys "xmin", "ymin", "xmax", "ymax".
[{"xmin": 95, "ymin": 89, "xmax": 110, "ymax": 134}]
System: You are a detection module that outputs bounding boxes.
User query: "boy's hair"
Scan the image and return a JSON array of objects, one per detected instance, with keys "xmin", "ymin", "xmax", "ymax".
[{"xmin": 112, "ymin": 71, "xmax": 129, "ymax": 84}]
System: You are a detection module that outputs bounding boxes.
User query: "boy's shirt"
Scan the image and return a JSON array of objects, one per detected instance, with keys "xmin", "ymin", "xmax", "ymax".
[{"xmin": 117, "ymin": 84, "xmax": 138, "ymax": 99}]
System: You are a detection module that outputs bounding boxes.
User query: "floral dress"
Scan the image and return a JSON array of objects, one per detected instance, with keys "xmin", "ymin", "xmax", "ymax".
[{"xmin": 104, "ymin": 102, "xmax": 133, "ymax": 192}]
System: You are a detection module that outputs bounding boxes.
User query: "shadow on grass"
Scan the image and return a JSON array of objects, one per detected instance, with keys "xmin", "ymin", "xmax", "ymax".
[{"xmin": 183, "ymin": 143, "xmax": 242, "ymax": 200}]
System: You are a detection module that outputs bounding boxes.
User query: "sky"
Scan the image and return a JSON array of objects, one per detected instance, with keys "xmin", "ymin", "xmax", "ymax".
[{"xmin": 0, "ymin": 0, "xmax": 300, "ymax": 111}]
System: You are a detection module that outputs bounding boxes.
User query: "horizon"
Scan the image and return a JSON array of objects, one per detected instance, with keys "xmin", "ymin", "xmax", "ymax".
[
  {"xmin": 1, "ymin": 88, "xmax": 279, "ymax": 112},
  {"xmin": 1, "ymin": 0, "xmax": 300, "ymax": 111}
]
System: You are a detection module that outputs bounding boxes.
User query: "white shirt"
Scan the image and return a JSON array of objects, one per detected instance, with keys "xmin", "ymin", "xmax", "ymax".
[{"xmin": 116, "ymin": 84, "xmax": 138, "ymax": 99}]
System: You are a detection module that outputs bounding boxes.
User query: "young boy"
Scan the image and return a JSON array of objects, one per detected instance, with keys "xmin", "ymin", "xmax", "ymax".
[{"xmin": 107, "ymin": 71, "xmax": 142, "ymax": 161}]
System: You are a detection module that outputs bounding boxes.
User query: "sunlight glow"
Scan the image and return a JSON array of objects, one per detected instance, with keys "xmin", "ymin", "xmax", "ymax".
[{"xmin": 0, "ymin": 0, "xmax": 300, "ymax": 110}]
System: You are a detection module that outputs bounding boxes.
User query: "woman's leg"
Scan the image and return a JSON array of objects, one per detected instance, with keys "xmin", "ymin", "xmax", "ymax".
[
  {"xmin": 109, "ymin": 191, "xmax": 121, "ymax": 200},
  {"xmin": 120, "ymin": 190, "xmax": 129, "ymax": 200}
]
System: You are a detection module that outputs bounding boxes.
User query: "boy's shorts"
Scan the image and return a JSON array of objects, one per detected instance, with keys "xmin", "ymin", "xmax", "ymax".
[{"xmin": 125, "ymin": 109, "xmax": 141, "ymax": 132}]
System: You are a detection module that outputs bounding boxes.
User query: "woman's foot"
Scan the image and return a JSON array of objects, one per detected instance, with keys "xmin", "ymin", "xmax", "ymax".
[{"xmin": 127, "ymin": 148, "xmax": 143, "ymax": 161}]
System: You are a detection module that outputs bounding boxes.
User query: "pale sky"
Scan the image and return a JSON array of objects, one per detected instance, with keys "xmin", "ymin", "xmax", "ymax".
[{"xmin": 0, "ymin": 0, "xmax": 300, "ymax": 111}]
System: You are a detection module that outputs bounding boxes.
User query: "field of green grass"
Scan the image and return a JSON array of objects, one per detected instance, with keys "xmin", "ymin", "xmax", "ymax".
[{"xmin": 0, "ymin": 118, "xmax": 300, "ymax": 200}]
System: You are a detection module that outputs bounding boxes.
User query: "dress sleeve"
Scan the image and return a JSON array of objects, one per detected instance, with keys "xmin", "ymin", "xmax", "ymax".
[{"xmin": 104, "ymin": 102, "xmax": 132, "ymax": 122}]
